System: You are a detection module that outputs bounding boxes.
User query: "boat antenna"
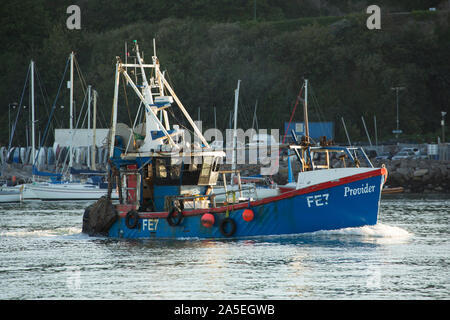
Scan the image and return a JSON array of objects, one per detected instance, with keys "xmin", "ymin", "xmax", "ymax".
[
  {"xmin": 341, "ymin": 117, "xmax": 352, "ymax": 146},
  {"xmin": 303, "ymin": 78, "xmax": 310, "ymax": 144},
  {"xmin": 361, "ymin": 116, "xmax": 373, "ymax": 147}
]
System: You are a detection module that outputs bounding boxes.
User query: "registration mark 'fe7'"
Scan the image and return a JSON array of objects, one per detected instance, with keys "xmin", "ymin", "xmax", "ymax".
[
  {"xmin": 142, "ymin": 218, "xmax": 159, "ymax": 231},
  {"xmin": 306, "ymin": 193, "xmax": 329, "ymax": 207}
]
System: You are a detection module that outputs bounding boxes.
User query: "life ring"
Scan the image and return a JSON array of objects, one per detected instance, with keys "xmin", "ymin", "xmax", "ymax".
[
  {"xmin": 167, "ymin": 207, "xmax": 183, "ymax": 226},
  {"xmin": 219, "ymin": 217, "xmax": 237, "ymax": 237},
  {"xmin": 125, "ymin": 210, "xmax": 139, "ymax": 229}
]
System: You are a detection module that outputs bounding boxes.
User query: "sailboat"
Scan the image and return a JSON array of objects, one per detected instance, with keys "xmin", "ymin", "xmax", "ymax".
[
  {"xmin": 23, "ymin": 53, "xmax": 118, "ymax": 201},
  {"xmin": 81, "ymin": 40, "xmax": 387, "ymax": 239},
  {"xmin": 0, "ymin": 60, "xmax": 39, "ymax": 201},
  {"xmin": 0, "ymin": 188, "xmax": 21, "ymax": 203}
]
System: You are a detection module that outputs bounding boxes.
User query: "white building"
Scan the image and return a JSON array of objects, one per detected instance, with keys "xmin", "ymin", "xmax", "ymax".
[{"xmin": 54, "ymin": 129, "xmax": 109, "ymax": 147}]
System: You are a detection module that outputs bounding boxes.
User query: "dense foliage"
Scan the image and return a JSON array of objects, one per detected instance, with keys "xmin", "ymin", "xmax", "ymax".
[{"xmin": 1, "ymin": 0, "xmax": 449, "ymax": 146}]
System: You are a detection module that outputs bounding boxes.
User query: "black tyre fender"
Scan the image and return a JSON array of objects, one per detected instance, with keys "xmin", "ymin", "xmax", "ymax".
[
  {"xmin": 167, "ymin": 207, "xmax": 183, "ymax": 226},
  {"xmin": 219, "ymin": 217, "xmax": 237, "ymax": 237},
  {"xmin": 125, "ymin": 210, "xmax": 139, "ymax": 229},
  {"xmin": 81, "ymin": 207, "xmax": 90, "ymax": 234}
]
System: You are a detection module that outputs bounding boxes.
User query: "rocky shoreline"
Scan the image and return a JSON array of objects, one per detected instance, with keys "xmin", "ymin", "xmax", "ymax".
[{"xmin": 372, "ymin": 159, "xmax": 449, "ymax": 193}]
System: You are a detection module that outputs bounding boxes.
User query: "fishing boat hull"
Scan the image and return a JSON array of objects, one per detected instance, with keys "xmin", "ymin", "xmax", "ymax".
[{"xmin": 108, "ymin": 168, "xmax": 385, "ymax": 239}]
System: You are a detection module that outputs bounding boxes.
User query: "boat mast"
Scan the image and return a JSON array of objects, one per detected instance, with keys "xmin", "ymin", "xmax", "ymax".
[
  {"xmin": 124, "ymin": 41, "xmax": 177, "ymax": 148},
  {"xmin": 92, "ymin": 89, "xmax": 97, "ymax": 170},
  {"xmin": 115, "ymin": 40, "xmax": 210, "ymax": 150},
  {"xmin": 135, "ymin": 42, "xmax": 154, "ymax": 106},
  {"xmin": 87, "ymin": 85, "xmax": 91, "ymax": 168},
  {"xmin": 31, "ymin": 60, "xmax": 36, "ymax": 180},
  {"xmin": 157, "ymin": 70, "xmax": 209, "ymax": 147},
  {"xmin": 231, "ymin": 80, "xmax": 241, "ymax": 184},
  {"xmin": 153, "ymin": 39, "xmax": 170, "ymax": 130},
  {"xmin": 69, "ymin": 52, "xmax": 74, "ymax": 180},
  {"xmin": 109, "ymin": 61, "xmax": 120, "ymax": 158}
]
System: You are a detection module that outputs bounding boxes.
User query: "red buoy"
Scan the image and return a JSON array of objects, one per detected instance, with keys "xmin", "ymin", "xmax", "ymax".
[
  {"xmin": 242, "ymin": 209, "xmax": 254, "ymax": 222},
  {"xmin": 201, "ymin": 213, "xmax": 215, "ymax": 228}
]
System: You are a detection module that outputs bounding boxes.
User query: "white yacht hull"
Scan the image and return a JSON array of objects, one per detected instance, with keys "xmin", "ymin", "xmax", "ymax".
[
  {"xmin": 0, "ymin": 190, "xmax": 21, "ymax": 203},
  {"xmin": 27, "ymin": 182, "xmax": 118, "ymax": 201}
]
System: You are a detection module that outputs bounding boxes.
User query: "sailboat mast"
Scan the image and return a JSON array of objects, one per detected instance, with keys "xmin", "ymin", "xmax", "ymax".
[
  {"xmin": 69, "ymin": 52, "xmax": 74, "ymax": 177},
  {"xmin": 231, "ymin": 80, "xmax": 241, "ymax": 184},
  {"xmin": 303, "ymin": 79, "xmax": 309, "ymax": 143},
  {"xmin": 87, "ymin": 85, "xmax": 91, "ymax": 168},
  {"xmin": 92, "ymin": 89, "xmax": 97, "ymax": 170},
  {"xmin": 31, "ymin": 60, "xmax": 36, "ymax": 179}
]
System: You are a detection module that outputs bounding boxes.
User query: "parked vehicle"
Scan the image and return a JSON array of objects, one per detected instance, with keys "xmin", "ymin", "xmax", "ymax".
[
  {"xmin": 392, "ymin": 150, "xmax": 415, "ymax": 160},
  {"xmin": 246, "ymin": 134, "xmax": 278, "ymax": 147},
  {"xmin": 412, "ymin": 153, "xmax": 428, "ymax": 160},
  {"xmin": 375, "ymin": 152, "xmax": 391, "ymax": 160},
  {"xmin": 401, "ymin": 147, "xmax": 420, "ymax": 156}
]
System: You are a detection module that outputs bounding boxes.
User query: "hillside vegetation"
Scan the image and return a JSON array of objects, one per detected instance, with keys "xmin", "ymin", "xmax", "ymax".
[{"xmin": 1, "ymin": 0, "xmax": 449, "ymax": 146}]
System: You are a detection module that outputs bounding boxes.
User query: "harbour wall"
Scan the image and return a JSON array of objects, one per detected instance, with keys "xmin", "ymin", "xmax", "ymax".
[{"xmin": 371, "ymin": 159, "xmax": 449, "ymax": 193}]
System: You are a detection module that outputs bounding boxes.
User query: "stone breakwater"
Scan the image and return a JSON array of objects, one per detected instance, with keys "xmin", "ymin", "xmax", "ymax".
[{"xmin": 372, "ymin": 159, "xmax": 450, "ymax": 193}]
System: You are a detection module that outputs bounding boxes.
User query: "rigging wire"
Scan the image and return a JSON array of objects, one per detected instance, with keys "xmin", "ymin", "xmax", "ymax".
[
  {"xmin": 60, "ymin": 84, "xmax": 89, "ymax": 176},
  {"xmin": 9, "ymin": 64, "xmax": 31, "ymax": 152},
  {"xmin": 121, "ymin": 75, "xmax": 133, "ymax": 127},
  {"xmin": 309, "ymin": 84, "xmax": 328, "ymax": 139},
  {"xmin": 73, "ymin": 54, "xmax": 108, "ymax": 129},
  {"xmin": 282, "ymin": 82, "xmax": 304, "ymax": 144},
  {"xmin": 35, "ymin": 64, "xmax": 58, "ymax": 143},
  {"xmin": 73, "ymin": 55, "xmax": 87, "ymax": 97},
  {"xmin": 32, "ymin": 56, "xmax": 70, "ymax": 168}
]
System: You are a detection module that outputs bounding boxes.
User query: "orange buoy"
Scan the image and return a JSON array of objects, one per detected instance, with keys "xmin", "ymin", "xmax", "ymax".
[
  {"xmin": 201, "ymin": 213, "xmax": 215, "ymax": 228},
  {"xmin": 242, "ymin": 209, "xmax": 254, "ymax": 222},
  {"xmin": 381, "ymin": 165, "xmax": 388, "ymax": 183}
]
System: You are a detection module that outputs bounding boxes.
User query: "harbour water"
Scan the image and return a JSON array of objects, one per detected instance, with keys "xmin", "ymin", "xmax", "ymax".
[{"xmin": 0, "ymin": 194, "xmax": 448, "ymax": 300}]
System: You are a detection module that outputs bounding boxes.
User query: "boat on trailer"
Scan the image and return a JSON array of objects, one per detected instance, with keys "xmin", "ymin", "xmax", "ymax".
[{"xmin": 82, "ymin": 41, "xmax": 387, "ymax": 239}]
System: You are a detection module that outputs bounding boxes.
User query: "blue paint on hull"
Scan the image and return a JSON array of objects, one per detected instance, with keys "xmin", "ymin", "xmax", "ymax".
[{"xmin": 108, "ymin": 174, "xmax": 383, "ymax": 240}]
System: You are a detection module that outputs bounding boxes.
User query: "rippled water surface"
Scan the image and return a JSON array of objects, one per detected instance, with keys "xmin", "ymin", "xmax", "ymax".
[{"xmin": 0, "ymin": 194, "xmax": 448, "ymax": 299}]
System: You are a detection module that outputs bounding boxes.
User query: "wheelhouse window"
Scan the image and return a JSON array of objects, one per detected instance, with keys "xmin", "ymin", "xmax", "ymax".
[
  {"xmin": 155, "ymin": 158, "xmax": 167, "ymax": 178},
  {"xmin": 154, "ymin": 158, "xmax": 182, "ymax": 185}
]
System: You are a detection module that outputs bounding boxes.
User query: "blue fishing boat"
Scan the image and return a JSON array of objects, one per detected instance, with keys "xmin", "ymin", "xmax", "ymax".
[{"xmin": 82, "ymin": 41, "xmax": 387, "ymax": 239}]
